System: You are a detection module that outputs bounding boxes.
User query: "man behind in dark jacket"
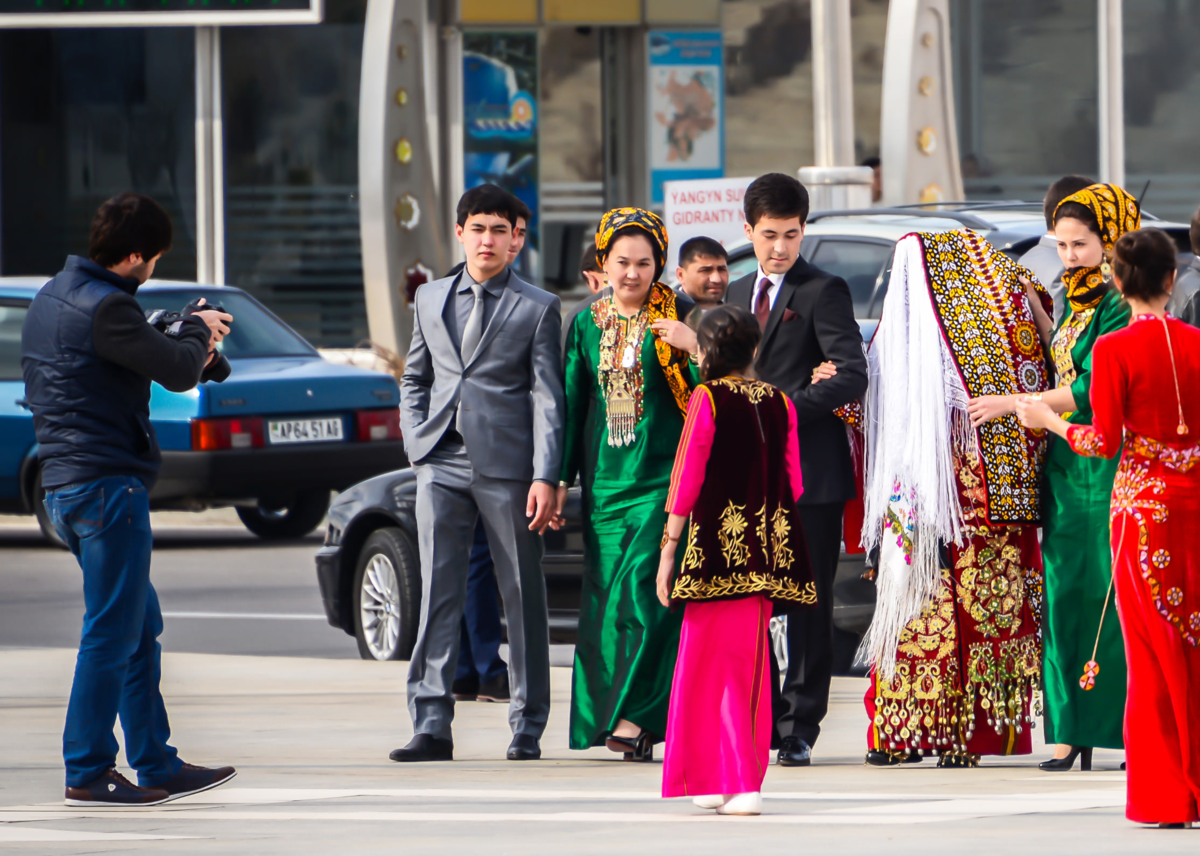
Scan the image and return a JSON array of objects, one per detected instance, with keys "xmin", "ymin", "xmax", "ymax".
[
  {"xmin": 725, "ymin": 173, "xmax": 868, "ymax": 767},
  {"xmin": 21, "ymin": 193, "xmax": 237, "ymax": 807},
  {"xmin": 1173, "ymin": 205, "xmax": 1200, "ymax": 324}
]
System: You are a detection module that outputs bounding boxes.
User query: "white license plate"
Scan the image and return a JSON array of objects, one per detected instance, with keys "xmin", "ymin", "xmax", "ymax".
[{"xmin": 268, "ymin": 417, "xmax": 344, "ymax": 445}]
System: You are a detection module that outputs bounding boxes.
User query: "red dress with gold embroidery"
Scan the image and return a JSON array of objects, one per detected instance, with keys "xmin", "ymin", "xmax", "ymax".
[{"xmin": 1065, "ymin": 314, "xmax": 1200, "ymax": 825}]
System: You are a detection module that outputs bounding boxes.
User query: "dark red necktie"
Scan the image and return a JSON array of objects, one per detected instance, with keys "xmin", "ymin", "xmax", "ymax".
[{"xmin": 754, "ymin": 277, "xmax": 771, "ymax": 330}]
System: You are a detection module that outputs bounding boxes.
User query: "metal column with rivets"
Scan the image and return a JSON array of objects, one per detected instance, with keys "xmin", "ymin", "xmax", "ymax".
[
  {"xmin": 358, "ymin": 0, "xmax": 448, "ymax": 359},
  {"xmin": 879, "ymin": 0, "xmax": 964, "ymax": 206}
]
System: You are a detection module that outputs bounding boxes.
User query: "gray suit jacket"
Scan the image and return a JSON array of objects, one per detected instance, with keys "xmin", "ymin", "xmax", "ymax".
[
  {"xmin": 1019, "ymin": 235, "xmax": 1066, "ymax": 322},
  {"xmin": 400, "ymin": 271, "xmax": 565, "ymax": 483}
]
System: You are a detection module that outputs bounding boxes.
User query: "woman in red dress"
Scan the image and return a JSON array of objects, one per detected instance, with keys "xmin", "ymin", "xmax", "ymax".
[{"xmin": 1017, "ymin": 228, "xmax": 1200, "ymax": 829}]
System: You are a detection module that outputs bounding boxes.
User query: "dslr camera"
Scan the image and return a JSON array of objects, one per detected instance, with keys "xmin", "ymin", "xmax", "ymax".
[{"xmin": 146, "ymin": 299, "xmax": 231, "ymax": 381}]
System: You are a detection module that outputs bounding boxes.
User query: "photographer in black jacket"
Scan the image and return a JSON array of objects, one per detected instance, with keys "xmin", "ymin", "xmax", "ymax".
[{"xmin": 21, "ymin": 193, "xmax": 237, "ymax": 807}]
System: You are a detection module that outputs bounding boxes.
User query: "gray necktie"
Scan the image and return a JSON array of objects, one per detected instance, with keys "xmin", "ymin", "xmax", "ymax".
[{"xmin": 460, "ymin": 281, "xmax": 484, "ymax": 363}]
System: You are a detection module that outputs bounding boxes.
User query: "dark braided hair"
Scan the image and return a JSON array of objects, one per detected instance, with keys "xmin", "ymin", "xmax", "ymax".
[{"xmin": 696, "ymin": 304, "xmax": 761, "ymax": 381}]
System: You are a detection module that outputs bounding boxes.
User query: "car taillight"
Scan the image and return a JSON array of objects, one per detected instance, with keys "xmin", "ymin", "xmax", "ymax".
[
  {"xmin": 191, "ymin": 416, "xmax": 265, "ymax": 451},
  {"xmin": 356, "ymin": 408, "xmax": 401, "ymax": 442}
]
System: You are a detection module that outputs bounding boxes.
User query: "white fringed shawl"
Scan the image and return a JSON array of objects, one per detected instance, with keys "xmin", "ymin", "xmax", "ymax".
[{"xmin": 859, "ymin": 234, "xmax": 975, "ymax": 678}]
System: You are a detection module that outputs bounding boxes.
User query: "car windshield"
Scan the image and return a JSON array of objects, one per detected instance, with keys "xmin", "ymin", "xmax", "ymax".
[
  {"xmin": 0, "ymin": 301, "xmax": 28, "ymax": 381},
  {"xmin": 135, "ymin": 290, "xmax": 314, "ymax": 359}
]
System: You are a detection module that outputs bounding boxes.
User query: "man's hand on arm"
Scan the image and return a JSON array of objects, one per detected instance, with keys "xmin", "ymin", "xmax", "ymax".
[
  {"xmin": 789, "ymin": 279, "xmax": 868, "ymax": 423},
  {"xmin": 527, "ymin": 481, "xmax": 556, "ymax": 534}
]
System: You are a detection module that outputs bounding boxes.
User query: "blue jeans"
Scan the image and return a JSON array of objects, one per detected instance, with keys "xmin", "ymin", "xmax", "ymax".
[
  {"xmin": 45, "ymin": 475, "xmax": 181, "ymax": 788},
  {"xmin": 455, "ymin": 518, "xmax": 507, "ymax": 685}
]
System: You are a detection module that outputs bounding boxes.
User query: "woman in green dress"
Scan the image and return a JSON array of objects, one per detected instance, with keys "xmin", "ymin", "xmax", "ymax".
[
  {"xmin": 968, "ymin": 183, "xmax": 1140, "ymax": 770},
  {"xmin": 556, "ymin": 208, "xmax": 701, "ymax": 761}
]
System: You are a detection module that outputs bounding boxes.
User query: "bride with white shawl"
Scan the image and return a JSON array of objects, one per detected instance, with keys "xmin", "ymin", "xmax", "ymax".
[{"xmin": 858, "ymin": 229, "xmax": 1052, "ymax": 768}]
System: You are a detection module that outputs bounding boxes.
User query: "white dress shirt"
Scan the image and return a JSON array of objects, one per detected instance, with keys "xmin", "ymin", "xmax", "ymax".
[{"xmin": 750, "ymin": 266, "xmax": 787, "ymax": 312}]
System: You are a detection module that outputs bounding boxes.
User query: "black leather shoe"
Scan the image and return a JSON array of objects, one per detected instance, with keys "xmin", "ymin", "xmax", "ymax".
[
  {"xmin": 864, "ymin": 749, "xmax": 922, "ymax": 767},
  {"xmin": 477, "ymin": 672, "xmax": 511, "ymax": 703},
  {"xmin": 507, "ymin": 733, "xmax": 541, "ymax": 761},
  {"xmin": 389, "ymin": 734, "xmax": 453, "ymax": 762},
  {"xmin": 452, "ymin": 677, "xmax": 479, "ymax": 701},
  {"xmin": 777, "ymin": 736, "xmax": 812, "ymax": 767}
]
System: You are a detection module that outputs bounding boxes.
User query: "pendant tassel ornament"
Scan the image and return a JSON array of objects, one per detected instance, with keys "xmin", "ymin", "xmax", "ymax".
[
  {"xmin": 1161, "ymin": 316, "xmax": 1189, "ymax": 436},
  {"xmin": 596, "ymin": 303, "xmax": 650, "ymax": 448}
]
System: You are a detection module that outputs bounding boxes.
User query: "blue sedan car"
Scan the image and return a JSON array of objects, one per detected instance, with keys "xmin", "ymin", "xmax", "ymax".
[{"xmin": 0, "ymin": 278, "xmax": 406, "ymax": 543}]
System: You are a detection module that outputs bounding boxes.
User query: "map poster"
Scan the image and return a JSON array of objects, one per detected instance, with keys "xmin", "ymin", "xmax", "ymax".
[
  {"xmin": 462, "ymin": 31, "xmax": 539, "ymax": 279},
  {"xmin": 647, "ymin": 30, "xmax": 724, "ymax": 206}
]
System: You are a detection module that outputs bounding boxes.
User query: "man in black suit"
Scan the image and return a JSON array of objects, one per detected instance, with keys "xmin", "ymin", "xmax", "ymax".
[{"xmin": 726, "ymin": 173, "xmax": 868, "ymax": 767}]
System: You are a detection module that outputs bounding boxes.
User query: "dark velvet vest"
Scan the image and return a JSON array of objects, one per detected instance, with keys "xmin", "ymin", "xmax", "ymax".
[{"xmin": 673, "ymin": 377, "xmax": 817, "ymax": 608}]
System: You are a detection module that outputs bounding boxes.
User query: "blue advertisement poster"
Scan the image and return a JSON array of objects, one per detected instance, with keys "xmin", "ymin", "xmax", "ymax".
[
  {"xmin": 462, "ymin": 32, "xmax": 539, "ymax": 278},
  {"xmin": 647, "ymin": 30, "xmax": 724, "ymax": 205}
]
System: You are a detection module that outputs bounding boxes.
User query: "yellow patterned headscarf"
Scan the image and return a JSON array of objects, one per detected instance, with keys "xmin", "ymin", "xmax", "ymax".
[
  {"xmin": 592, "ymin": 207, "xmax": 691, "ymax": 415},
  {"xmin": 595, "ymin": 207, "xmax": 668, "ymax": 280},
  {"xmin": 1054, "ymin": 183, "xmax": 1141, "ymax": 313}
]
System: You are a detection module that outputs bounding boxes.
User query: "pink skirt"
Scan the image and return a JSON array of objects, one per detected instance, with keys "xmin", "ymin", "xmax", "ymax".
[{"xmin": 661, "ymin": 594, "xmax": 773, "ymax": 798}]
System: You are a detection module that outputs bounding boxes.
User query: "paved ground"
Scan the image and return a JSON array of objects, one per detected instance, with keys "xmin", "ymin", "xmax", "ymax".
[
  {"xmin": 3, "ymin": 649, "xmax": 1189, "ymax": 854},
  {"xmin": 2, "ymin": 517, "xmax": 1195, "ymax": 853}
]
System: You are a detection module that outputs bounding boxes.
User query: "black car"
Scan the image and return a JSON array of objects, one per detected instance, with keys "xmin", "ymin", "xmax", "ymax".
[{"xmin": 315, "ymin": 468, "xmax": 875, "ymax": 673}]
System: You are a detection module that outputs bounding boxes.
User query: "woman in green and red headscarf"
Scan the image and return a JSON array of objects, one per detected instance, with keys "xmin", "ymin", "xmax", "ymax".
[
  {"xmin": 556, "ymin": 208, "xmax": 701, "ymax": 759},
  {"xmin": 970, "ymin": 183, "xmax": 1140, "ymax": 770}
]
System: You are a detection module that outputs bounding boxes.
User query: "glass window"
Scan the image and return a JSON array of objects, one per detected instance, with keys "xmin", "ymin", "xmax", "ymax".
[
  {"xmin": 539, "ymin": 27, "xmax": 604, "ymax": 290},
  {"xmin": 1124, "ymin": 1, "xmax": 1200, "ymax": 224},
  {"xmin": 950, "ymin": 0, "xmax": 1099, "ymax": 202},
  {"xmin": 809, "ymin": 238, "xmax": 891, "ymax": 316},
  {"xmin": 852, "ymin": 0, "xmax": 888, "ymax": 165},
  {"xmin": 135, "ymin": 290, "xmax": 315, "ymax": 359},
  {"xmin": 726, "ymin": 246, "xmax": 760, "ymax": 281},
  {"xmin": 221, "ymin": 0, "xmax": 368, "ymax": 349},
  {"xmin": 722, "ymin": 0, "xmax": 815, "ymax": 175},
  {"xmin": 0, "ymin": 29, "xmax": 196, "ymax": 279},
  {"xmin": 0, "ymin": 301, "xmax": 28, "ymax": 381}
]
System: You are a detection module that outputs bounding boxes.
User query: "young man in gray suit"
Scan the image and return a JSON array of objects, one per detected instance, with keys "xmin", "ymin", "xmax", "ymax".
[{"xmin": 393, "ymin": 185, "xmax": 565, "ymax": 762}]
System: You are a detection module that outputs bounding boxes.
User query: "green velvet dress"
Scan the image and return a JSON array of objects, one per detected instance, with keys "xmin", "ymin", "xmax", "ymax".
[
  {"xmin": 560, "ymin": 299, "xmax": 699, "ymax": 749},
  {"xmin": 1042, "ymin": 289, "xmax": 1129, "ymax": 750}
]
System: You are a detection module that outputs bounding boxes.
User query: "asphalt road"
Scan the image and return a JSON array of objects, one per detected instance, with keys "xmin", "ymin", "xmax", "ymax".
[{"xmin": 0, "ymin": 517, "xmax": 360, "ymax": 659}]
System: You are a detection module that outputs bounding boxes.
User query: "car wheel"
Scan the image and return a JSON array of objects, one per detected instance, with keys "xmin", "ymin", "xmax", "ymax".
[
  {"xmin": 236, "ymin": 490, "xmax": 331, "ymax": 539},
  {"xmin": 353, "ymin": 528, "xmax": 421, "ymax": 661},
  {"xmin": 32, "ymin": 467, "xmax": 68, "ymax": 550}
]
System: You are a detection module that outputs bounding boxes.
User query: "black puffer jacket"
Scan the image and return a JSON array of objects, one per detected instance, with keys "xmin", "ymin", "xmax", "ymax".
[{"xmin": 21, "ymin": 256, "xmax": 221, "ymax": 490}]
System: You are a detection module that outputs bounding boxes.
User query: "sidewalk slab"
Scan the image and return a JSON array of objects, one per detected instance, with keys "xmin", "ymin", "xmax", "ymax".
[{"xmin": 0, "ymin": 649, "xmax": 1185, "ymax": 855}]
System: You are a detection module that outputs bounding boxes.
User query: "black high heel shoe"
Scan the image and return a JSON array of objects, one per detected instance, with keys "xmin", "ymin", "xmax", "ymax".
[
  {"xmin": 605, "ymin": 730, "xmax": 654, "ymax": 762},
  {"xmin": 1038, "ymin": 746, "xmax": 1092, "ymax": 771}
]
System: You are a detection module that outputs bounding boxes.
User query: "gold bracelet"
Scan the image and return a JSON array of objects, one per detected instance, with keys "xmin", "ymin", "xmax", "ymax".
[{"xmin": 558, "ymin": 480, "xmax": 569, "ymax": 488}]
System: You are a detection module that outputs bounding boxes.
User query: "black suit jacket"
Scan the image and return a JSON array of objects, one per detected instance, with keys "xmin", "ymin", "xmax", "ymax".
[{"xmin": 727, "ymin": 257, "xmax": 867, "ymax": 505}]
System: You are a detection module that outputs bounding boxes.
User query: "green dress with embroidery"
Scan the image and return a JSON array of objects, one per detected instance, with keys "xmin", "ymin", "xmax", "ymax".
[
  {"xmin": 560, "ymin": 293, "xmax": 700, "ymax": 749},
  {"xmin": 1042, "ymin": 288, "xmax": 1129, "ymax": 749}
]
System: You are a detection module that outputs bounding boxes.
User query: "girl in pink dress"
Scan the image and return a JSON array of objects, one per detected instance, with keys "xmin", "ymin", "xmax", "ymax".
[{"xmin": 656, "ymin": 305, "xmax": 815, "ymax": 816}]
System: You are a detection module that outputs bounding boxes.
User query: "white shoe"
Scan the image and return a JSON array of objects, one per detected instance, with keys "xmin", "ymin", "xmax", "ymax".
[
  {"xmin": 692, "ymin": 794, "xmax": 726, "ymax": 809},
  {"xmin": 716, "ymin": 792, "xmax": 762, "ymax": 816}
]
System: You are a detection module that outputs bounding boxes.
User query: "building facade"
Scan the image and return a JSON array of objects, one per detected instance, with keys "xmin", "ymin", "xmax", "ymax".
[{"xmin": 1, "ymin": 0, "xmax": 1196, "ymax": 347}]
